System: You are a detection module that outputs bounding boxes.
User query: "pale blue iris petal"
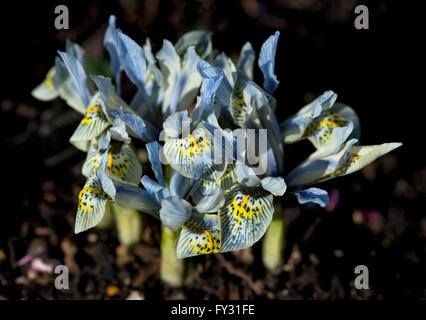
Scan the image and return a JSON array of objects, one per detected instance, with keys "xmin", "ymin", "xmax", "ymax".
[
  {"xmin": 156, "ymin": 39, "xmax": 180, "ymax": 115},
  {"xmin": 159, "ymin": 196, "xmax": 193, "ymax": 231},
  {"xmin": 194, "ymin": 189, "xmax": 225, "ymax": 213},
  {"xmin": 175, "ymin": 30, "xmax": 212, "ymax": 58},
  {"xmin": 111, "ymin": 107, "xmax": 159, "ymax": 142},
  {"xmin": 109, "ymin": 117, "xmax": 131, "ymax": 143},
  {"xmin": 260, "ymin": 176, "xmax": 287, "ymax": 196},
  {"xmin": 52, "ymin": 57, "xmax": 85, "ymax": 114},
  {"xmin": 169, "ymin": 47, "xmax": 202, "ymax": 114},
  {"xmin": 306, "ymin": 122, "xmax": 354, "ymax": 161},
  {"xmin": 140, "ymin": 175, "xmax": 170, "ymax": 206},
  {"xmin": 104, "ymin": 15, "xmax": 122, "ymax": 92},
  {"xmin": 58, "ymin": 51, "xmax": 91, "ymax": 107},
  {"xmin": 237, "ymin": 42, "xmax": 255, "ymax": 81},
  {"xmin": 90, "ymin": 75, "xmax": 130, "ymax": 116},
  {"xmin": 280, "ymin": 90, "xmax": 337, "ymax": 144},
  {"xmin": 213, "ymin": 53, "xmax": 234, "ymax": 117},
  {"xmin": 285, "ymin": 138, "xmax": 358, "ymax": 187},
  {"xmin": 169, "ymin": 170, "xmax": 196, "ymax": 199},
  {"xmin": 146, "ymin": 141, "xmax": 165, "ymax": 186},
  {"xmin": 163, "ymin": 111, "xmax": 191, "ymax": 138},
  {"xmin": 65, "ymin": 39, "xmax": 85, "ymax": 66},
  {"xmin": 177, "ymin": 213, "xmax": 221, "ymax": 258},
  {"xmin": 116, "ymin": 30, "xmax": 147, "ymax": 94},
  {"xmin": 236, "ymin": 163, "xmax": 261, "ymax": 187},
  {"xmin": 258, "ymin": 31, "xmax": 280, "ymax": 95},
  {"xmin": 294, "ymin": 188, "xmax": 330, "ymax": 207},
  {"xmin": 219, "ymin": 184, "xmax": 274, "ymax": 253},
  {"xmin": 114, "ymin": 180, "xmax": 160, "ymax": 215}
]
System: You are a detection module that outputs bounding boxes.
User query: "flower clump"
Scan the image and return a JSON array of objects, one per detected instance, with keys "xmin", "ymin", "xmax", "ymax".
[{"xmin": 33, "ymin": 16, "xmax": 401, "ymax": 259}]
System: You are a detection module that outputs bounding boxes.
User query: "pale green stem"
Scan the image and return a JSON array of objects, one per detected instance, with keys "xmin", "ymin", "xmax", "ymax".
[
  {"xmin": 262, "ymin": 204, "xmax": 286, "ymax": 271},
  {"xmin": 160, "ymin": 226, "xmax": 184, "ymax": 287},
  {"xmin": 112, "ymin": 203, "xmax": 143, "ymax": 247},
  {"xmin": 97, "ymin": 201, "xmax": 114, "ymax": 230}
]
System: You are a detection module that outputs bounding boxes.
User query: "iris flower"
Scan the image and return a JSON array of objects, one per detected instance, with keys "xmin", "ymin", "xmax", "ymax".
[{"xmin": 33, "ymin": 15, "xmax": 401, "ymax": 259}]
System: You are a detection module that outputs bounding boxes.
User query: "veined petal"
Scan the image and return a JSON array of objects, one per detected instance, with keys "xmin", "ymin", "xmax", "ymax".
[
  {"xmin": 213, "ymin": 53, "xmax": 236, "ymax": 117},
  {"xmin": 303, "ymin": 103, "xmax": 360, "ymax": 150},
  {"xmin": 146, "ymin": 141, "xmax": 165, "ymax": 186},
  {"xmin": 159, "ymin": 196, "xmax": 192, "ymax": 231},
  {"xmin": 285, "ymin": 138, "xmax": 358, "ymax": 187},
  {"xmin": 109, "ymin": 117, "xmax": 131, "ymax": 143},
  {"xmin": 104, "ymin": 15, "xmax": 123, "ymax": 92},
  {"xmin": 75, "ymin": 174, "xmax": 110, "ymax": 234},
  {"xmin": 191, "ymin": 163, "xmax": 237, "ymax": 202},
  {"xmin": 168, "ymin": 47, "xmax": 202, "ymax": 114},
  {"xmin": 237, "ymin": 42, "xmax": 255, "ymax": 81},
  {"xmin": 106, "ymin": 144, "xmax": 142, "ymax": 185},
  {"xmin": 280, "ymin": 90, "xmax": 338, "ymax": 144},
  {"xmin": 261, "ymin": 176, "xmax": 287, "ymax": 196},
  {"xmin": 163, "ymin": 122, "xmax": 214, "ymax": 178},
  {"xmin": 70, "ymin": 103, "xmax": 110, "ymax": 152},
  {"xmin": 236, "ymin": 163, "xmax": 261, "ymax": 187},
  {"xmin": 32, "ymin": 67, "xmax": 59, "ymax": 101},
  {"xmin": 140, "ymin": 175, "xmax": 170, "ymax": 206},
  {"xmin": 112, "ymin": 178, "xmax": 160, "ymax": 215},
  {"xmin": 58, "ymin": 51, "xmax": 91, "ymax": 107},
  {"xmin": 156, "ymin": 39, "xmax": 181, "ymax": 115},
  {"xmin": 111, "ymin": 107, "xmax": 159, "ymax": 142},
  {"xmin": 194, "ymin": 189, "xmax": 225, "ymax": 213},
  {"xmin": 116, "ymin": 31, "xmax": 147, "ymax": 94},
  {"xmin": 219, "ymin": 184, "xmax": 274, "ymax": 252},
  {"xmin": 258, "ymin": 31, "xmax": 280, "ymax": 95},
  {"xmin": 286, "ymin": 139, "xmax": 402, "ymax": 186},
  {"xmin": 177, "ymin": 213, "xmax": 221, "ymax": 258},
  {"xmin": 65, "ymin": 39, "xmax": 85, "ymax": 66},
  {"xmin": 163, "ymin": 110, "xmax": 191, "ymax": 139},
  {"xmin": 169, "ymin": 170, "xmax": 195, "ymax": 199},
  {"xmin": 230, "ymin": 78, "xmax": 253, "ymax": 128},
  {"xmin": 175, "ymin": 30, "xmax": 212, "ymax": 59},
  {"xmin": 194, "ymin": 60, "xmax": 224, "ymax": 119},
  {"xmin": 52, "ymin": 57, "xmax": 86, "ymax": 114},
  {"xmin": 91, "ymin": 75, "xmax": 131, "ymax": 117},
  {"xmin": 294, "ymin": 188, "xmax": 330, "ymax": 207},
  {"xmin": 82, "ymin": 147, "xmax": 103, "ymax": 178}
]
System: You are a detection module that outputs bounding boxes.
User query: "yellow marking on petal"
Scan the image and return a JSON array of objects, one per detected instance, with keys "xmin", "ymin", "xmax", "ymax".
[
  {"xmin": 75, "ymin": 177, "xmax": 109, "ymax": 234},
  {"xmin": 45, "ymin": 70, "xmax": 56, "ymax": 88},
  {"xmin": 178, "ymin": 215, "xmax": 221, "ymax": 258},
  {"xmin": 304, "ymin": 111, "xmax": 348, "ymax": 145},
  {"xmin": 219, "ymin": 185, "xmax": 274, "ymax": 252},
  {"xmin": 163, "ymin": 123, "xmax": 213, "ymax": 178},
  {"xmin": 81, "ymin": 106, "xmax": 105, "ymax": 124},
  {"xmin": 315, "ymin": 155, "xmax": 361, "ymax": 183}
]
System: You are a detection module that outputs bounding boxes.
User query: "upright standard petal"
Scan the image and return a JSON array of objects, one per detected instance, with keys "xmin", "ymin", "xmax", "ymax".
[
  {"xmin": 237, "ymin": 42, "xmax": 255, "ymax": 81},
  {"xmin": 103, "ymin": 15, "xmax": 123, "ymax": 92},
  {"xmin": 146, "ymin": 141, "xmax": 165, "ymax": 186},
  {"xmin": 58, "ymin": 51, "xmax": 91, "ymax": 107},
  {"xmin": 258, "ymin": 31, "xmax": 280, "ymax": 95},
  {"xmin": 175, "ymin": 30, "xmax": 212, "ymax": 59},
  {"xmin": 111, "ymin": 107, "xmax": 159, "ymax": 142}
]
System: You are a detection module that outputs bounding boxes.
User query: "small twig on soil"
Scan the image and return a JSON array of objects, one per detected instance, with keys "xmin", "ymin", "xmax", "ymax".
[{"xmin": 215, "ymin": 254, "xmax": 263, "ymax": 296}]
